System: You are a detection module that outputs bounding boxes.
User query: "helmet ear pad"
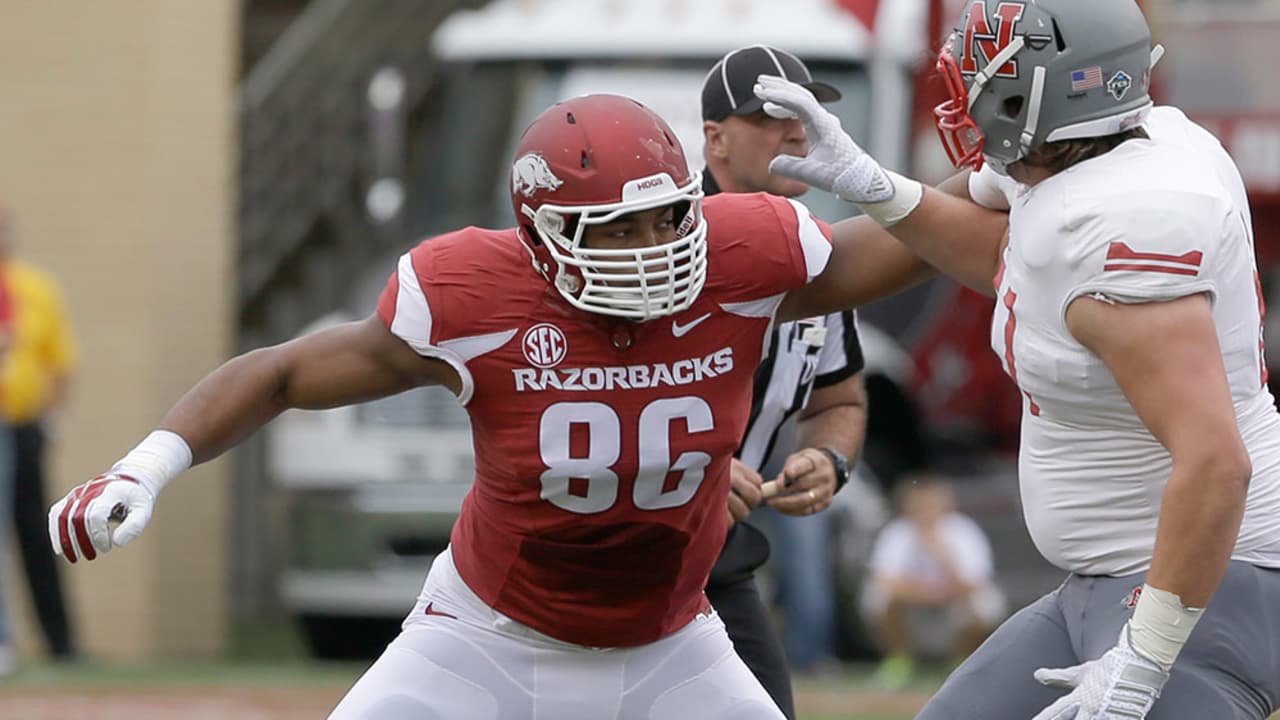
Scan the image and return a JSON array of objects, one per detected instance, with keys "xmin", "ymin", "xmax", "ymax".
[{"xmin": 1000, "ymin": 96, "xmax": 1025, "ymax": 123}]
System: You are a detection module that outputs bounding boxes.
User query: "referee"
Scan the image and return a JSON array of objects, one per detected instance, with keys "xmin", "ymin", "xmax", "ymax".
[{"xmin": 700, "ymin": 46, "xmax": 868, "ymax": 719}]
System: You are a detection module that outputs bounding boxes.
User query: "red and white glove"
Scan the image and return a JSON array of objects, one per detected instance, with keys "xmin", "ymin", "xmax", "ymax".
[
  {"xmin": 48, "ymin": 473, "xmax": 158, "ymax": 562},
  {"xmin": 47, "ymin": 430, "xmax": 192, "ymax": 562}
]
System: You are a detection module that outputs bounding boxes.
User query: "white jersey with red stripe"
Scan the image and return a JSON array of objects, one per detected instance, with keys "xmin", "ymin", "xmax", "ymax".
[{"xmin": 992, "ymin": 106, "xmax": 1280, "ymax": 576}]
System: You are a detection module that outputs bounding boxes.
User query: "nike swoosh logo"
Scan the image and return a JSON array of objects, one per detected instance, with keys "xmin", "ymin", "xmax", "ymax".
[
  {"xmin": 672, "ymin": 313, "xmax": 711, "ymax": 338},
  {"xmin": 424, "ymin": 602, "xmax": 456, "ymax": 619}
]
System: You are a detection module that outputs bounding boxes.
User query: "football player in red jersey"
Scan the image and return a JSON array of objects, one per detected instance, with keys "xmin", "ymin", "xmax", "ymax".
[{"xmin": 47, "ymin": 93, "xmax": 1002, "ymax": 718}]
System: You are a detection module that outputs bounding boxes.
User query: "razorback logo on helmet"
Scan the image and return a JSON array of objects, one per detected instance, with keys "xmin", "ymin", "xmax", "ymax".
[
  {"xmin": 511, "ymin": 152, "xmax": 563, "ymax": 198},
  {"xmin": 960, "ymin": 1, "xmax": 1026, "ymax": 78}
]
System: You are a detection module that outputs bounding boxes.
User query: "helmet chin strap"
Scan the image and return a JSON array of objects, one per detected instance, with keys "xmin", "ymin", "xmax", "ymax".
[
  {"xmin": 556, "ymin": 272, "xmax": 581, "ymax": 294},
  {"xmin": 1018, "ymin": 66, "xmax": 1048, "ymax": 157},
  {"xmin": 966, "ymin": 35, "xmax": 1036, "ymax": 165},
  {"xmin": 519, "ymin": 205, "xmax": 553, "ymax": 282}
]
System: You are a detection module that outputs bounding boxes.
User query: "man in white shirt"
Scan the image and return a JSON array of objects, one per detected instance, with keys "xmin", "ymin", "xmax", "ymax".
[{"xmin": 862, "ymin": 472, "xmax": 1004, "ymax": 687}]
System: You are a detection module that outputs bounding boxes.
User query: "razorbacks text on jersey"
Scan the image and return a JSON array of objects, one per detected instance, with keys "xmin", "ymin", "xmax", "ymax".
[
  {"xmin": 376, "ymin": 192, "xmax": 832, "ymax": 646},
  {"xmin": 990, "ymin": 106, "xmax": 1280, "ymax": 575}
]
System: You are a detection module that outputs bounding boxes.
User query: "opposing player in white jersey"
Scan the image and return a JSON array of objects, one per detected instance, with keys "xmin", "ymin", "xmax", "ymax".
[{"xmin": 755, "ymin": 0, "xmax": 1280, "ymax": 718}]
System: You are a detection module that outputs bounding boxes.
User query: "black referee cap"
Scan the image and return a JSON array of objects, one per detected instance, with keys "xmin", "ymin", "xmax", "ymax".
[{"xmin": 701, "ymin": 45, "xmax": 841, "ymax": 122}]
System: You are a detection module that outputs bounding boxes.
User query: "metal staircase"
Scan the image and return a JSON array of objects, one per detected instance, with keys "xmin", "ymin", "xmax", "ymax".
[
  {"xmin": 234, "ymin": 0, "xmax": 485, "ymax": 614},
  {"xmin": 238, "ymin": 0, "xmax": 484, "ymax": 348}
]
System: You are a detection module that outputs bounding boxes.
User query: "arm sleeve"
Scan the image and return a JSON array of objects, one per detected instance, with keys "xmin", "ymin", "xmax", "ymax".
[{"xmin": 813, "ymin": 310, "xmax": 864, "ymax": 388}]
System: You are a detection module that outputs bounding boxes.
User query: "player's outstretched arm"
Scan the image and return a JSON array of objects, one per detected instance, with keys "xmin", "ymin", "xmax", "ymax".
[
  {"xmin": 48, "ymin": 315, "xmax": 455, "ymax": 563},
  {"xmin": 777, "ymin": 171, "xmax": 1004, "ymax": 322},
  {"xmin": 164, "ymin": 314, "xmax": 454, "ymax": 463},
  {"xmin": 756, "ymin": 75, "xmax": 1008, "ymax": 315},
  {"xmin": 1026, "ymin": 293, "xmax": 1251, "ymax": 720}
]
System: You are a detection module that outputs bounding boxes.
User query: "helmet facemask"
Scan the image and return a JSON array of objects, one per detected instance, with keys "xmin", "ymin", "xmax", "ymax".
[
  {"xmin": 522, "ymin": 172, "xmax": 709, "ymax": 322},
  {"xmin": 935, "ymin": 30, "xmax": 1037, "ymax": 173}
]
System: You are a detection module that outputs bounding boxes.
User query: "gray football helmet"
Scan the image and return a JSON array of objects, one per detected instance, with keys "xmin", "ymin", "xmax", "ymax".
[{"xmin": 935, "ymin": 0, "xmax": 1162, "ymax": 172}]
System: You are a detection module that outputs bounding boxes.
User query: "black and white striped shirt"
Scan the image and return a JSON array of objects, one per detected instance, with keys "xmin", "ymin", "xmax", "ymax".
[
  {"xmin": 703, "ymin": 170, "xmax": 866, "ymax": 587},
  {"xmin": 701, "ymin": 171, "xmax": 866, "ymax": 473},
  {"xmin": 737, "ymin": 311, "xmax": 864, "ymax": 472}
]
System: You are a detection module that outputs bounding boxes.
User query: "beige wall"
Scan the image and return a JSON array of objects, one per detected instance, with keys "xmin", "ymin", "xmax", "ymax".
[{"xmin": 0, "ymin": 1, "xmax": 239, "ymax": 660}]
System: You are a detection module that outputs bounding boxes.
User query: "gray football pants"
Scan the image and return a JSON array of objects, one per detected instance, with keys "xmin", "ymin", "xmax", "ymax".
[{"xmin": 917, "ymin": 561, "xmax": 1280, "ymax": 719}]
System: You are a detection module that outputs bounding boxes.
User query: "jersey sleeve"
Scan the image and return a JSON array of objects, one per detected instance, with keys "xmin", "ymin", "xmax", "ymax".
[
  {"xmin": 782, "ymin": 197, "xmax": 835, "ymax": 283},
  {"xmin": 706, "ymin": 193, "xmax": 834, "ymax": 303},
  {"xmin": 968, "ymin": 165, "xmax": 1022, "ymax": 210},
  {"xmin": 813, "ymin": 310, "xmax": 865, "ymax": 388},
  {"xmin": 1064, "ymin": 199, "xmax": 1219, "ymax": 310},
  {"xmin": 377, "ymin": 240, "xmax": 441, "ymax": 354}
]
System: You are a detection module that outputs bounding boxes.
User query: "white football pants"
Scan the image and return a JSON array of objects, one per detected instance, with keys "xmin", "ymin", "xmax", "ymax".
[{"xmin": 328, "ymin": 547, "xmax": 785, "ymax": 720}]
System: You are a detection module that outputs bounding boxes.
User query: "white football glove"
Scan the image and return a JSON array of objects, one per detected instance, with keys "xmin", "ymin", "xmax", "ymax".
[
  {"xmin": 1031, "ymin": 624, "xmax": 1170, "ymax": 720},
  {"xmin": 48, "ymin": 472, "xmax": 157, "ymax": 562},
  {"xmin": 752, "ymin": 74, "xmax": 922, "ymax": 226}
]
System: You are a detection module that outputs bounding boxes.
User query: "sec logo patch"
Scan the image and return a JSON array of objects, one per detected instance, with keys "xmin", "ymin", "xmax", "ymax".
[{"xmin": 522, "ymin": 323, "xmax": 568, "ymax": 368}]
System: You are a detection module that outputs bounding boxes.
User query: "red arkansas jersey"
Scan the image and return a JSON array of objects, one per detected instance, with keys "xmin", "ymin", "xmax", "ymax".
[{"xmin": 376, "ymin": 192, "xmax": 832, "ymax": 646}]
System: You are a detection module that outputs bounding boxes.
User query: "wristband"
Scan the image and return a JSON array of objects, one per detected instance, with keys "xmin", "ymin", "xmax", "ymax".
[
  {"xmin": 1128, "ymin": 584, "xmax": 1204, "ymax": 672},
  {"xmin": 111, "ymin": 429, "xmax": 193, "ymax": 498},
  {"xmin": 854, "ymin": 170, "xmax": 924, "ymax": 227}
]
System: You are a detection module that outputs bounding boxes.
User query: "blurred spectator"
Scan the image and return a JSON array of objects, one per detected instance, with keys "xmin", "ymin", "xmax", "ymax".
[
  {"xmin": 862, "ymin": 471, "xmax": 1005, "ymax": 689},
  {"xmin": 699, "ymin": 45, "xmax": 868, "ymax": 716},
  {"xmin": 0, "ymin": 209, "xmax": 78, "ymax": 661}
]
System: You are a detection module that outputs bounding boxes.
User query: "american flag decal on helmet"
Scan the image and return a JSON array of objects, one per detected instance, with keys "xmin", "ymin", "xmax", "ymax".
[
  {"xmin": 1105, "ymin": 243, "xmax": 1204, "ymax": 276},
  {"xmin": 1071, "ymin": 66, "xmax": 1104, "ymax": 92}
]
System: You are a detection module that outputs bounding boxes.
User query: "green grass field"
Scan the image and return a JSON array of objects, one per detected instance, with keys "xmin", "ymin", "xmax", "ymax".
[
  {"xmin": 3, "ymin": 660, "xmax": 1278, "ymax": 719},
  {"xmin": 0, "ymin": 617, "xmax": 936, "ymax": 718},
  {"xmin": 2, "ymin": 620, "xmax": 1273, "ymax": 720},
  {"xmin": 0, "ymin": 658, "xmax": 932, "ymax": 719}
]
